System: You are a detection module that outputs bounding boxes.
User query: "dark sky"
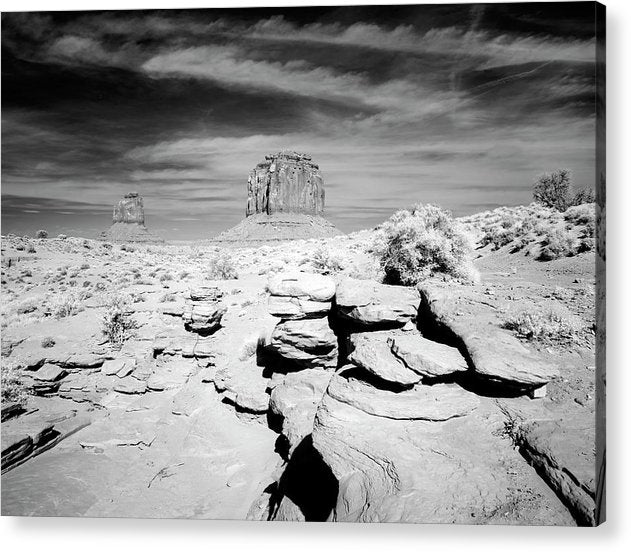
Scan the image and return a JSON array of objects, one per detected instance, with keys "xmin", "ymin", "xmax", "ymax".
[{"xmin": 1, "ymin": 3, "xmax": 598, "ymax": 239}]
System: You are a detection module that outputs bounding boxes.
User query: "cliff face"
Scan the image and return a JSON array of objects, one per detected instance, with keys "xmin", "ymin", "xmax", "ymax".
[
  {"xmin": 246, "ymin": 151, "xmax": 325, "ymax": 217},
  {"xmin": 113, "ymin": 192, "xmax": 145, "ymax": 225}
]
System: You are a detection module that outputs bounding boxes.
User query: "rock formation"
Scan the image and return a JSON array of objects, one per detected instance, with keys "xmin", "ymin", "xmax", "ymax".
[
  {"xmin": 101, "ymin": 192, "xmax": 163, "ymax": 243},
  {"xmin": 246, "ymin": 151, "xmax": 325, "ymax": 216},
  {"xmin": 214, "ymin": 151, "xmax": 341, "ymax": 243}
]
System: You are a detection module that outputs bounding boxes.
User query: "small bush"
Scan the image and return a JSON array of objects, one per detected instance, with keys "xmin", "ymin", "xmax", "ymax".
[
  {"xmin": 538, "ymin": 227, "xmax": 578, "ymax": 261},
  {"xmin": 101, "ymin": 293, "xmax": 137, "ymax": 347},
  {"xmin": 80, "ymin": 263, "xmax": 90, "ymax": 270},
  {"xmin": 312, "ymin": 247, "xmax": 344, "ymax": 274},
  {"xmin": 159, "ymin": 292, "xmax": 177, "ymax": 303},
  {"xmin": 35, "ymin": 230, "xmax": 48, "ymax": 239},
  {"xmin": 207, "ymin": 253, "xmax": 238, "ymax": 280},
  {"xmin": 57, "ymin": 234, "xmax": 67, "ymax": 240},
  {"xmin": 48, "ymin": 292, "xmax": 83, "ymax": 318},
  {"xmin": 375, "ymin": 203, "xmax": 475, "ymax": 285},
  {"xmin": 503, "ymin": 308, "xmax": 580, "ymax": 342},
  {"xmin": 159, "ymin": 272, "xmax": 173, "ymax": 283},
  {"xmin": 1, "ymin": 363, "xmax": 30, "ymax": 405},
  {"xmin": 41, "ymin": 337, "xmax": 56, "ymax": 348},
  {"xmin": 533, "ymin": 169, "xmax": 571, "ymax": 211}
]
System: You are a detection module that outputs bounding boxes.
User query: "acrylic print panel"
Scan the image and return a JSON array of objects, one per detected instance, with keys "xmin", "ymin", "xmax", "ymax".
[{"xmin": 0, "ymin": 1, "xmax": 605, "ymax": 525}]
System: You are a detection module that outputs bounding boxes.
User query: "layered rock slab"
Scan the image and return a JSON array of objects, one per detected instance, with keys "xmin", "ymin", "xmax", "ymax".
[
  {"xmin": 335, "ymin": 277, "xmax": 419, "ymax": 328},
  {"xmin": 268, "ymin": 318, "xmax": 338, "ymax": 368},
  {"xmin": 419, "ymin": 283, "xmax": 558, "ymax": 388}
]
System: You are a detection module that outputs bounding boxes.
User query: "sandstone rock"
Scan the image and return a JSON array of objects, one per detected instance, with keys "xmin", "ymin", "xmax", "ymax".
[
  {"xmin": 214, "ymin": 359, "xmax": 270, "ymax": 414},
  {"xmin": 336, "ymin": 278, "xmax": 419, "ymax": 327},
  {"xmin": 388, "ymin": 333, "xmax": 468, "ymax": 378},
  {"xmin": 246, "ymin": 151, "xmax": 324, "ymax": 217},
  {"xmin": 518, "ymin": 416, "xmax": 596, "ymax": 526},
  {"xmin": 267, "ymin": 272, "xmax": 335, "ymax": 302},
  {"xmin": 183, "ymin": 287, "xmax": 226, "ymax": 334},
  {"xmin": 101, "ymin": 358, "xmax": 133, "ymax": 376},
  {"xmin": 348, "ymin": 332, "xmax": 421, "ymax": 386},
  {"xmin": 268, "ymin": 296, "xmax": 332, "ymax": 320},
  {"xmin": 114, "ymin": 378, "xmax": 147, "ymax": 395},
  {"xmin": 101, "ymin": 192, "xmax": 163, "ymax": 243},
  {"xmin": 269, "ymin": 369, "xmax": 333, "ymax": 455},
  {"xmin": 311, "ymin": 392, "xmax": 571, "ymax": 524},
  {"xmin": 327, "ymin": 368, "xmax": 478, "ymax": 421},
  {"xmin": 419, "ymin": 284, "xmax": 559, "ymax": 388},
  {"xmin": 269, "ymin": 318, "xmax": 338, "ymax": 368},
  {"xmin": 33, "ymin": 363, "xmax": 68, "ymax": 382}
]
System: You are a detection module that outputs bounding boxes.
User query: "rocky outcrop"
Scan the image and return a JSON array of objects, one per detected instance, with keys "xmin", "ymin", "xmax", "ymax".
[
  {"xmin": 335, "ymin": 277, "xmax": 419, "ymax": 328},
  {"xmin": 213, "ymin": 152, "xmax": 341, "ymax": 243},
  {"xmin": 246, "ymin": 151, "xmax": 324, "ymax": 217},
  {"xmin": 101, "ymin": 192, "xmax": 163, "ymax": 243},
  {"xmin": 269, "ymin": 318, "xmax": 338, "ymax": 369}
]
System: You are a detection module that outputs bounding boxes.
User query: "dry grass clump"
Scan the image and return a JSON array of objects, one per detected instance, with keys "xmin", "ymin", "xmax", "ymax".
[
  {"xmin": 1, "ymin": 362, "xmax": 30, "ymax": 405},
  {"xmin": 207, "ymin": 252, "xmax": 238, "ymax": 280},
  {"xmin": 374, "ymin": 203, "xmax": 476, "ymax": 285},
  {"xmin": 101, "ymin": 293, "xmax": 137, "ymax": 347},
  {"xmin": 503, "ymin": 307, "xmax": 580, "ymax": 343},
  {"xmin": 48, "ymin": 292, "xmax": 84, "ymax": 318}
]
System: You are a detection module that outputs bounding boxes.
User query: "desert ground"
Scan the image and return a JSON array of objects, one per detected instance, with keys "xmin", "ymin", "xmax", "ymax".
[{"xmin": 1, "ymin": 201, "xmax": 597, "ymax": 525}]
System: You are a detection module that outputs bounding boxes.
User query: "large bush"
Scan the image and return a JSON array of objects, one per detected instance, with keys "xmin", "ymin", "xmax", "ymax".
[
  {"xmin": 533, "ymin": 169, "xmax": 595, "ymax": 212},
  {"xmin": 376, "ymin": 203, "xmax": 475, "ymax": 285}
]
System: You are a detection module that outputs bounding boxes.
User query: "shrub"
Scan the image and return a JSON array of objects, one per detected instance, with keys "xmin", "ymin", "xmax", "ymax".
[
  {"xmin": 375, "ymin": 203, "xmax": 475, "ymax": 285},
  {"xmin": 48, "ymin": 292, "xmax": 83, "ymax": 318},
  {"xmin": 312, "ymin": 247, "xmax": 344, "ymax": 274},
  {"xmin": 41, "ymin": 337, "xmax": 56, "ymax": 348},
  {"xmin": 1, "ymin": 363, "xmax": 30, "ymax": 405},
  {"xmin": 571, "ymin": 188, "xmax": 595, "ymax": 206},
  {"xmin": 57, "ymin": 234, "xmax": 67, "ymax": 240},
  {"xmin": 533, "ymin": 169, "xmax": 572, "ymax": 211},
  {"xmin": 503, "ymin": 307, "xmax": 580, "ymax": 342},
  {"xmin": 80, "ymin": 263, "xmax": 90, "ymax": 270},
  {"xmin": 35, "ymin": 230, "xmax": 48, "ymax": 239},
  {"xmin": 207, "ymin": 253, "xmax": 238, "ymax": 280},
  {"xmin": 159, "ymin": 272, "xmax": 173, "ymax": 283},
  {"xmin": 564, "ymin": 204, "xmax": 595, "ymax": 226},
  {"xmin": 538, "ymin": 227, "xmax": 578, "ymax": 261},
  {"xmin": 159, "ymin": 292, "xmax": 177, "ymax": 303},
  {"xmin": 101, "ymin": 293, "xmax": 137, "ymax": 347}
]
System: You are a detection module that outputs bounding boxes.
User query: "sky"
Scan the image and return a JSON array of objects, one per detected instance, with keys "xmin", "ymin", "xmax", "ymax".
[{"xmin": 1, "ymin": 2, "xmax": 599, "ymax": 240}]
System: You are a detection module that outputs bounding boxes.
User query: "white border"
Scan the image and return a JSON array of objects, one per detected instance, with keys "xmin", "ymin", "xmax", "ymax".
[{"xmin": 1, "ymin": 1, "xmax": 629, "ymax": 550}]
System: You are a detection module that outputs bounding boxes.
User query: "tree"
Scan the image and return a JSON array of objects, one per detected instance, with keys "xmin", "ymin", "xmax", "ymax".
[{"xmin": 533, "ymin": 169, "xmax": 571, "ymax": 211}]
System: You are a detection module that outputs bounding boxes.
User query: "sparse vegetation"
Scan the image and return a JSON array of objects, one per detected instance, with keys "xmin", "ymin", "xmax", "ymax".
[
  {"xmin": 503, "ymin": 307, "xmax": 580, "ymax": 343},
  {"xmin": 207, "ymin": 253, "xmax": 238, "ymax": 280},
  {"xmin": 1, "ymin": 363, "xmax": 30, "ymax": 405},
  {"xmin": 35, "ymin": 229, "xmax": 48, "ymax": 239},
  {"xmin": 41, "ymin": 337, "xmax": 56, "ymax": 348},
  {"xmin": 101, "ymin": 293, "xmax": 138, "ymax": 347},
  {"xmin": 375, "ymin": 203, "xmax": 475, "ymax": 285},
  {"xmin": 48, "ymin": 292, "xmax": 83, "ymax": 319},
  {"xmin": 533, "ymin": 169, "xmax": 596, "ymax": 212}
]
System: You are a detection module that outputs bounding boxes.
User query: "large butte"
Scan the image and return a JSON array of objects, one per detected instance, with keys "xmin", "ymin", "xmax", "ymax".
[
  {"xmin": 213, "ymin": 151, "xmax": 342, "ymax": 243},
  {"xmin": 100, "ymin": 192, "xmax": 163, "ymax": 243}
]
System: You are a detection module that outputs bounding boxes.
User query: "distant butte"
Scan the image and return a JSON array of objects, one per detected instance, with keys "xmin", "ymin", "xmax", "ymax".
[
  {"xmin": 214, "ymin": 151, "xmax": 342, "ymax": 244},
  {"xmin": 101, "ymin": 192, "xmax": 163, "ymax": 243}
]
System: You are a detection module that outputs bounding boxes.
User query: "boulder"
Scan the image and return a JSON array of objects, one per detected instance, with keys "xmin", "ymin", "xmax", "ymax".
[
  {"xmin": 269, "ymin": 369, "xmax": 333, "ymax": 455},
  {"xmin": 388, "ymin": 333, "xmax": 469, "ymax": 378},
  {"xmin": 183, "ymin": 287, "xmax": 227, "ymax": 334},
  {"xmin": 336, "ymin": 278, "xmax": 419, "ymax": 328},
  {"xmin": 269, "ymin": 318, "xmax": 338, "ymax": 368},
  {"xmin": 214, "ymin": 359, "xmax": 270, "ymax": 413},
  {"xmin": 348, "ymin": 332, "xmax": 421, "ymax": 386},
  {"xmin": 267, "ymin": 272, "xmax": 335, "ymax": 302}
]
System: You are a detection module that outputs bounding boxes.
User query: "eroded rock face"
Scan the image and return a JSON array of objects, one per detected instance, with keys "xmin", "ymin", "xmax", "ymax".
[
  {"xmin": 246, "ymin": 151, "xmax": 325, "ymax": 217},
  {"xmin": 269, "ymin": 318, "xmax": 338, "ymax": 368},
  {"xmin": 183, "ymin": 287, "xmax": 227, "ymax": 334},
  {"xmin": 113, "ymin": 192, "xmax": 145, "ymax": 225}
]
